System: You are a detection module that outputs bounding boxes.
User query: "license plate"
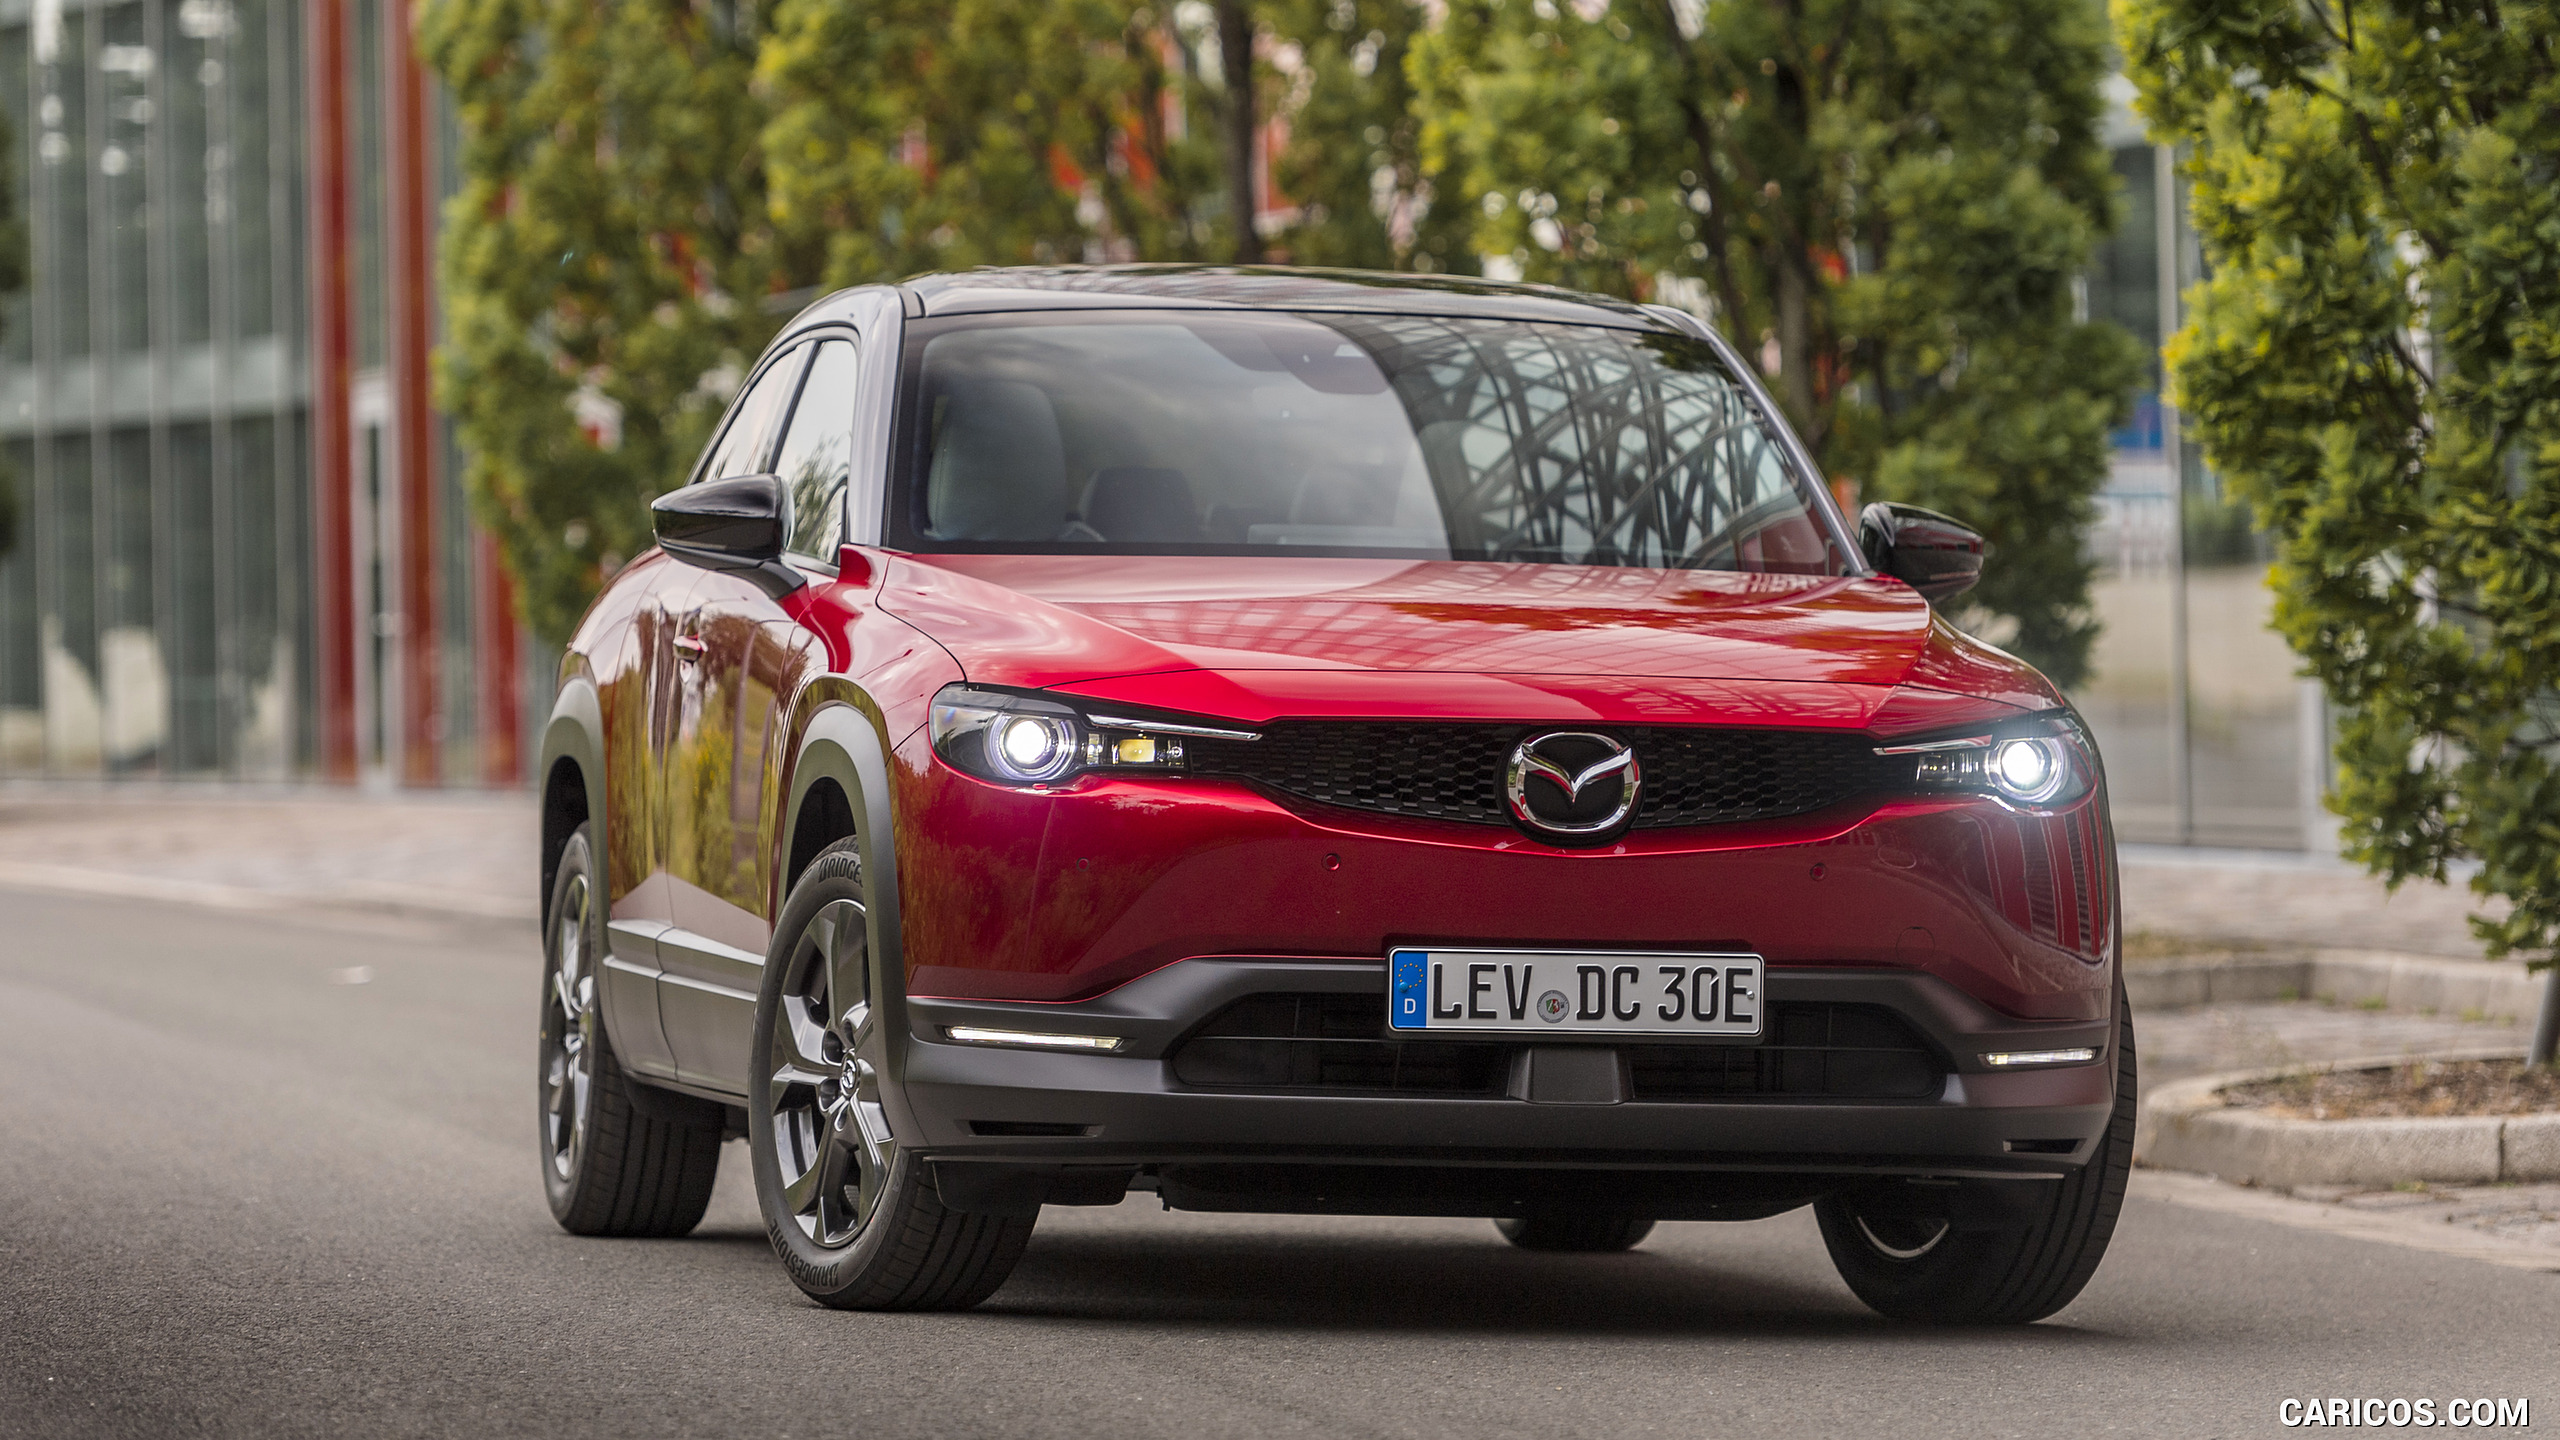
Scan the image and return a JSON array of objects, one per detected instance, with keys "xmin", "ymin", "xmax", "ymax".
[{"xmin": 1386, "ymin": 948, "xmax": 1764, "ymax": 1039}]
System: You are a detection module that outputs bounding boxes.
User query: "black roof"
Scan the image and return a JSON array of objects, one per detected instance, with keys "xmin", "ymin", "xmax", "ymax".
[{"xmin": 896, "ymin": 264, "xmax": 1679, "ymax": 331}]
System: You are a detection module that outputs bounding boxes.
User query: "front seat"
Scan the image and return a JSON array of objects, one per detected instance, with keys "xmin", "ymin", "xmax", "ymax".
[
  {"xmin": 1081, "ymin": 466, "xmax": 1205, "ymax": 544},
  {"xmin": 925, "ymin": 377, "xmax": 1069, "ymax": 541}
]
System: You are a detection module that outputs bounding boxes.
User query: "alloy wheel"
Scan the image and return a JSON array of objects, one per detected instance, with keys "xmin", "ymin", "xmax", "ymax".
[
  {"xmin": 765, "ymin": 897, "xmax": 890, "ymax": 1248},
  {"xmin": 540, "ymin": 870, "xmax": 597, "ymax": 1183}
]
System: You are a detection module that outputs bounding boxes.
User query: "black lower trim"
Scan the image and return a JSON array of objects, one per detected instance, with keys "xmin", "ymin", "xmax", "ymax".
[{"xmin": 893, "ymin": 959, "xmax": 2117, "ymax": 1220}]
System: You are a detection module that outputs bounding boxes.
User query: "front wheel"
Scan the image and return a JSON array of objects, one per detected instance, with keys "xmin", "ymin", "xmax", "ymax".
[
  {"xmin": 1815, "ymin": 995, "xmax": 2137, "ymax": 1324},
  {"xmin": 747, "ymin": 839, "xmax": 1035, "ymax": 1310}
]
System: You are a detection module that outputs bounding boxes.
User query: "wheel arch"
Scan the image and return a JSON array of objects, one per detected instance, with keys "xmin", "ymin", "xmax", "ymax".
[
  {"xmin": 779, "ymin": 697, "xmax": 916, "ymax": 1126},
  {"xmin": 538, "ymin": 677, "xmax": 608, "ymax": 932}
]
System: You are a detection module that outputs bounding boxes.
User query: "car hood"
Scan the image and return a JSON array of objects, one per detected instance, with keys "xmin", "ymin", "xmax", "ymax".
[{"xmin": 877, "ymin": 553, "xmax": 2057, "ymax": 729}]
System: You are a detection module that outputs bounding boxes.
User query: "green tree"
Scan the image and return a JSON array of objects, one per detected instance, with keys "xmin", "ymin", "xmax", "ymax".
[
  {"xmin": 1263, "ymin": 0, "xmax": 1476, "ymax": 272},
  {"xmin": 2117, "ymin": 1, "xmax": 2560, "ymax": 1040},
  {"xmin": 420, "ymin": 0, "xmax": 790, "ymax": 642},
  {"xmin": 1411, "ymin": 0, "xmax": 2139, "ymax": 686},
  {"xmin": 760, "ymin": 0, "xmax": 1239, "ymax": 289}
]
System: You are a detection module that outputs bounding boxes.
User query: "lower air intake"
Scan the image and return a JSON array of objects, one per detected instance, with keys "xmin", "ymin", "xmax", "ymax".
[{"xmin": 1169, "ymin": 994, "xmax": 1944, "ymax": 1101}]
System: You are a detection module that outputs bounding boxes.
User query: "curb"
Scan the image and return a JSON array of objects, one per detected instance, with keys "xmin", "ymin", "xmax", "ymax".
[
  {"xmin": 2136, "ymin": 1050, "xmax": 2560, "ymax": 1188},
  {"xmin": 2126, "ymin": 948, "xmax": 2543, "ymax": 1022}
]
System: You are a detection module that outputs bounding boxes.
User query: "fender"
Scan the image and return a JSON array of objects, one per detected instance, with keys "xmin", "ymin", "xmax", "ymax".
[
  {"xmin": 536, "ymin": 675, "xmax": 608, "ymax": 928},
  {"xmin": 780, "ymin": 697, "xmax": 923, "ymax": 1140}
]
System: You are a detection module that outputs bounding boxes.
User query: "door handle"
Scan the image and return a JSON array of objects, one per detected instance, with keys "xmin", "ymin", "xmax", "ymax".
[{"xmin": 673, "ymin": 635, "xmax": 706, "ymax": 661}]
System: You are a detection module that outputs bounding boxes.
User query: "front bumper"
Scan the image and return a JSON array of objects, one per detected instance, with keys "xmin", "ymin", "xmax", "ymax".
[{"xmin": 893, "ymin": 957, "xmax": 2119, "ymax": 1218}]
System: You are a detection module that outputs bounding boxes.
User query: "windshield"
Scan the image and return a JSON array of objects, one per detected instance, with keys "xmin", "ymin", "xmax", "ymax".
[{"xmin": 888, "ymin": 310, "xmax": 1850, "ymax": 574}]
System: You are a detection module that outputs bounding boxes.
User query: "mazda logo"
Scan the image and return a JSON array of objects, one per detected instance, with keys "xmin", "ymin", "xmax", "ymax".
[{"xmin": 1505, "ymin": 732, "xmax": 1641, "ymax": 837}]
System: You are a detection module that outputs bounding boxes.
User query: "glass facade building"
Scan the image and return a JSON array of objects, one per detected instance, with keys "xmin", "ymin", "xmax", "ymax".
[
  {"xmin": 0, "ymin": 0, "xmax": 532, "ymax": 786},
  {"xmin": 2078, "ymin": 88, "xmax": 2330, "ymax": 850}
]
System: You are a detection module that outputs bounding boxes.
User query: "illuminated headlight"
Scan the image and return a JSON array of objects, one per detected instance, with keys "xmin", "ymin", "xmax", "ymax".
[
  {"xmin": 1877, "ymin": 713, "xmax": 2097, "ymax": 812},
  {"xmin": 932, "ymin": 690, "xmax": 1086, "ymax": 784},
  {"xmin": 994, "ymin": 714, "xmax": 1077, "ymax": 781},
  {"xmin": 1990, "ymin": 737, "xmax": 2069, "ymax": 805},
  {"xmin": 928, "ymin": 685, "xmax": 1259, "ymax": 789}
]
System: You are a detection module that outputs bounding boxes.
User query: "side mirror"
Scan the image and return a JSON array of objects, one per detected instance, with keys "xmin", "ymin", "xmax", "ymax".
[
  {"xmin": 1858, "ymin": 501, "xmax": 1985, "ymax": 603},
  {"xmin": 654, "ymin": 474, "xmax": 786, "ymax": 567}
]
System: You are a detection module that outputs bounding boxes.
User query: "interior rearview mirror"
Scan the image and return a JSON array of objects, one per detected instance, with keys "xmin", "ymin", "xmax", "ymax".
[{"xmin": 1857, "ymin": 501, "xmax": 1985, "ymax": 604}]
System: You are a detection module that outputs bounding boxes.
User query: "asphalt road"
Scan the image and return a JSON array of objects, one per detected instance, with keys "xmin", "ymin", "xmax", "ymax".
[{"xmin": 3, "ymin": 888, "xmax": 2552, "ymax": 1440}]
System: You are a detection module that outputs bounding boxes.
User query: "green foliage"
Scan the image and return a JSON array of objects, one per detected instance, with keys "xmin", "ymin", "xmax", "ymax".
[
  {"xmin": 428, "ymin": 0, "xmax": 2134, "ymax": 692},
  {"xmin": 760, "ymin": 0, "xmax": 1231, "ymax": 288},
  {"xmin": 1411, "ymin": 0, "xmax": 2139, "ymax": 686},
  {"xmin": 1261, "ymin": 0, "xmax": 1474, "ymax": 272},
  {"xmin": 2117, "ymin": 0, "xmax": 2560, "ymax": 968},
  {"xmin": 420, "ymin": 0, "xmax": 790, "ymax": 642}
]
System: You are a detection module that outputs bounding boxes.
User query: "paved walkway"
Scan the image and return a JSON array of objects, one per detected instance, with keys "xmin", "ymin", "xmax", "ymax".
[
  {"xmin": 2119, "ymin": 842, "xmax": 2504, "ymax": 959},
  {"xmin": 0, "ymin": 783, "xmax": 537, "ymax": 922}
]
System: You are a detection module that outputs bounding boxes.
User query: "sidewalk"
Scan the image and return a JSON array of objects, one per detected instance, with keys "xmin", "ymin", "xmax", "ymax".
[{"xmin": 0, "ymin": 783, "xmax": 537, "ymax": 923}]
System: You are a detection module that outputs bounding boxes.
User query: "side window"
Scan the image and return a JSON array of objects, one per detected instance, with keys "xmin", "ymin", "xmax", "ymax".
[
  {"xmin": 694, "ymin": 345, "xmax": 808, "ymax": 484},
  {"xmin": 772, "ymin": 338, "xmax": 860, "ymax": 558}
]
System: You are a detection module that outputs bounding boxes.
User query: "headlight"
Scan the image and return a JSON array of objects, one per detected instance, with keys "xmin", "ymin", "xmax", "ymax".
[
  {"xmin": 1876, "ymin": 713, "xmax": 2097, "ymax": 811},
  {"xmin": 928, "ymin": 685, "xmax": 1261, "ymax": 788}
]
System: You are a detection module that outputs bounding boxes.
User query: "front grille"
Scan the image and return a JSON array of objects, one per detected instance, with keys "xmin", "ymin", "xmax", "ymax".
[
  {"xmin": 1183, "ymin": 723, "xmax": 1898, "ymax": 831},
  {"xmin": 1624, "ymin": 1003, "xmax": 1943, "ymax": 1100},
  {"xmin": 1169, "ymin": 994, "xmax": 1945, "ymax": 1101},
  {"xmin": 1171, "ymin": 991, "xmax": 1511, "ymax": 1094}
]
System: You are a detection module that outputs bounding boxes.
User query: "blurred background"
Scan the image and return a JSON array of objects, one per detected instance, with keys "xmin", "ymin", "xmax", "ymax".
[{"xmin": 0, "ymin": 0, "xmax": 2313, "ymax": 857}]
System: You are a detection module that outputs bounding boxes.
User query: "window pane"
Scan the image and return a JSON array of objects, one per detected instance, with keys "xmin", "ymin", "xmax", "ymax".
[
  {"xmin": 101, "ymin": 0, "xmax": 150, "ymax": 357},
  {"xmin": 168, "ymin": 420, "xmax": 218, "ymax": 769},
  {"xmin": 773, "ymin": 339, "xmax": 857, "ymax": 557},
  {"xmin": 166, "ymin": 0, "xmax": 214, "ymax": 348},
  {"xmin": 49, "ymin": 432, "xmax": 100, "ymax": 772},
  {"xmin": 43, "ymin": 18, "xmax": 91, "ymax": 360},
  {"xmin": 695, "ymin": 347, "xmax": 806, "ymax": 483},
  {"xmin": 1, "ymin": 440, "xmax": 36, "ymax": 772}
]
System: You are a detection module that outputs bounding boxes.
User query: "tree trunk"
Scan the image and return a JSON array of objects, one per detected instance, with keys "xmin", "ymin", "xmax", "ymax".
[
  {"xmin": 1774, "ymin": 251, "xmax": 1818, "ymax": 444},
  {"xmin": 1217, "ymin": 0, "xmax": 1263, "ymax": 264}
]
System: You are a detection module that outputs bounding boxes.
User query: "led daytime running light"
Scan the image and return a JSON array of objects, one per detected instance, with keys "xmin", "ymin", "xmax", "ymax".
[
  {"xmin": 1982, "ymin": 1047, "xmax": 2099, "ymax": 1067},
  {"xmin": 944, "ymin": 1026, "xmax": 1125, "ymax": 1052}
]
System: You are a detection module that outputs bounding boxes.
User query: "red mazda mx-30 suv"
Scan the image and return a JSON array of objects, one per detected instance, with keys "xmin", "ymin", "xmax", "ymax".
[{"xmin": 534, "ymin": 266, "xmax": 2132, "ymax": 1322}]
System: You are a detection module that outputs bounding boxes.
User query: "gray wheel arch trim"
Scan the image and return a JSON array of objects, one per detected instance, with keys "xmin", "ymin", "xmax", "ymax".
[
  {"xmin": 781, "ymin": 700, "xmax": 920, "ymax": 1137},
  {"xmin": 538, "ymin": 677, "xmax": 608, "ymax": 929}
]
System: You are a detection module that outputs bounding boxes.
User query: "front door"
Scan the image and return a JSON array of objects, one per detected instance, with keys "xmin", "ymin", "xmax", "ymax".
[
  {"xmin": 655, "ymin": 568, "xmax": 822, "ymax": 1091},
  {"xmin": 648, "ymin": 341, "xmax": 822, "ymax": 1091},
  {"xmin": 592, "ymin": 561, "xmax": 698, "ymax": 1080}
]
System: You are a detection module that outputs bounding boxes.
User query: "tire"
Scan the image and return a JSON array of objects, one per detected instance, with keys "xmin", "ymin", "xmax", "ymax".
[
  {"xmin": 539, "ymin": 823, "xmax": 724, "ymax": 1237},
  {"xmin": 1494, "ymin": 1213, "xmax": 1657, "ymax": 1252},
  {"xmin": 748, "ymin": 839, "xmax": 1035, "ymax": 1310},
  {"xmin": 1814, "ymin": 988, "xmax": 2138, "ymax": 1324}
]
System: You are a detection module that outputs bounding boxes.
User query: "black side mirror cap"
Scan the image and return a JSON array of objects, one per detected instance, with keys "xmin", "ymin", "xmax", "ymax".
[
  {"xmin": 1858, "ymin": 501, "xmax": 1985, "ymax": 604},
  {"xmin": 652, "ymin": 475, "xmax": 805, "ymax": 597}
]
